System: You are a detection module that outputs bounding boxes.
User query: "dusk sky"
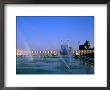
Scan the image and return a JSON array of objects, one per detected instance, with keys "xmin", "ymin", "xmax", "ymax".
[{"xmin": 16, "ymin": 16, "xmax": 94, "ymax": 50}]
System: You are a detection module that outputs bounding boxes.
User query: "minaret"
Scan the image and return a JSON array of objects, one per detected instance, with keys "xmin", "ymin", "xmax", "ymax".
[
  {"xmin": 78, "ymin": 41, "xmax": 80, "ymax": 46},
  {"xmin": 61, "ymin": 40, "xmax": 63, "ymax": 46},
  {"xmin": 67, "ymin": 40, "xmax": 70, "ymax": 47},
  {"xmin": 60, "ymin": 40, "xmax": 63, "ymax": 54}
]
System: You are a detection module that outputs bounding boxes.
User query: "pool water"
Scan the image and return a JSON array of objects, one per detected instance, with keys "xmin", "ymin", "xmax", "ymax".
[{"xmin": 16, "ymin": 57, "xmax": 94, "ymax": 74}]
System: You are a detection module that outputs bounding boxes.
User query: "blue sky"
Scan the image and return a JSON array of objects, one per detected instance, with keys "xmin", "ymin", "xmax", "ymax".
[{"xmin": 16, "ymin": 16, "xmax": 94, "ymax": 50}]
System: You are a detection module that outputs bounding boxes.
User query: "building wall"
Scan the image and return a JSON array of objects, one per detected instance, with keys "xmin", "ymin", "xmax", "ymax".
[{"xmin": 16, "ymin": 49, "xmax": 59, "ymax": 56}]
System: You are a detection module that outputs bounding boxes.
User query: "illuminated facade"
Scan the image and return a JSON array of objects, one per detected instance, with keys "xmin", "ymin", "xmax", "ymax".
[{"xmin": 16, "ymin": 49, "xmax": 59, "ymax": 56}]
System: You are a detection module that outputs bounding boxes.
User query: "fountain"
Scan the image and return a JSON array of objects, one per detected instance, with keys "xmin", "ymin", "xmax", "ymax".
[
  {"xmin": 66, "ymin": 40, "xmax": 73, "ymax": 65},
  {"xmin": 59, "ymin": 40, "xmax": 74, "ymax": 73},
  {"xmin": 23, "ymin": 39, "xmax": 34, "ymax": 62},
  {"xmin": 18, "ymin": 32, "xmax": 34, "ymax": 62}
]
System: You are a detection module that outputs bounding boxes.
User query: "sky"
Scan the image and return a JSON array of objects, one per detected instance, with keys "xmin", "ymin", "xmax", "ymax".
[{"xmin": 16, "ymin": 16, "xmax": 94, "ymax": 50}]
